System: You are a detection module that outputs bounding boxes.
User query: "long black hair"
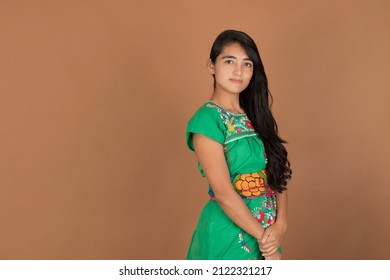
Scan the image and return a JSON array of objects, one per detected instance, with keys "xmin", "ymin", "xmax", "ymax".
[{"xmin": 209, "ymin": 30, "xmax": 292, "ymax": 192}]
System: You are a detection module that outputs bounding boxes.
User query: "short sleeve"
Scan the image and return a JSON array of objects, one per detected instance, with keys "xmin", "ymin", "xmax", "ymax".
[{"xmin": 186, "ymin": 105, "xmax": 225, "ymax": 151}]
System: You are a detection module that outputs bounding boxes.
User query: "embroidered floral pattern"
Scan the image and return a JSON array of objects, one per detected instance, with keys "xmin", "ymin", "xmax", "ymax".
[
  {"xmin": 232, "ymin": 172, "xmax": 266, "ymax": 197},
  {"xmin": 227, "ymin": 122, "xmax": 235, "ymax": 132},
  {"xmin": 251, "ymin": 206, "xmax": 276, "ymax": 229},
  {"xmin": 238, "ymin": 231, "xmax": 253, "ymax": 253},
  {"xmin": 206, "ymin": 101, "xmax": 259, "ymax": 144},
  {"xmin": 245, "ymin": 120, "xmax": 253, "ymax": 129}
]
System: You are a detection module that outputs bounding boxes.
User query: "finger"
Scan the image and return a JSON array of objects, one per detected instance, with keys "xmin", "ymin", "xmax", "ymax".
[
  {"xmin": 268, "ymin": 252, "xmax": 281, "ymax": 260},
  {"xmin": 261, "ymin": 248, "xmax": 278, "ymax": 256},
  {"xmin": 259, "ymin": 244, "xmax": 278, "ymax": 255},
  {"xmin": 259, "ymin": 240, "xmax": 279, "ymax": 250},
  {"xmin": 259, "ymin": 245, "xmax": 278, "ymax": 254},
  {"xmin": 259, "ymin": 238, "xmax": 278, "ymax": 246},
  {"xmin": 261, "ymin": 247, "xmax": 278, "ymax": 257},
  {"xmin": 260, "ymin": 243, "xmax": 279, "ymax": 253}
]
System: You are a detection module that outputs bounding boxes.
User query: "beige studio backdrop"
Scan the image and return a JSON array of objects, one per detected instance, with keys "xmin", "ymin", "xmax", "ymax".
[{"xmin": 1, "ymin": 0, "xmax": 389, "ymax": 259}]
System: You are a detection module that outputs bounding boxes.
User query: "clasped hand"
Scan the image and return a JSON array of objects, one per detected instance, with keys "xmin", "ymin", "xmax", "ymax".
[{"xmin": 257, "ymin": 223, "xmax": 285, "ymax": 260}]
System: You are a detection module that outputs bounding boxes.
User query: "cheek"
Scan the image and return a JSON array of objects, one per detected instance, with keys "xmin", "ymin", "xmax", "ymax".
[{"xmin": 245, "ymin": 71, "xmax": 253, "ymax": 81}]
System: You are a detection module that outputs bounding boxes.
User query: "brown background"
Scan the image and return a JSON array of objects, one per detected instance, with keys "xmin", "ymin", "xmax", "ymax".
[{"xmin": 1, "ymin": 0, "xmax": 389, "ymax": 260}]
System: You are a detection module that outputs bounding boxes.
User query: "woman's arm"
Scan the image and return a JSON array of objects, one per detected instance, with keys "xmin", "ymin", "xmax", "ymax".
[
  {"xmin": 193, "ymin": 133, "xmax": 265, "ymax": 240},
  {"xmin": 275, "ymin": 190, "xmax": 288, "ymax": 231},
  {"xmin": 259, "ymin": 190, "xmax": 288, "ymax": 257}
]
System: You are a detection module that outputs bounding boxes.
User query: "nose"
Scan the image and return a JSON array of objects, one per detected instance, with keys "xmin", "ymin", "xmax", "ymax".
[{"xmin": 233, "ymin": 65, "xmax": 242, "ymax": 76}]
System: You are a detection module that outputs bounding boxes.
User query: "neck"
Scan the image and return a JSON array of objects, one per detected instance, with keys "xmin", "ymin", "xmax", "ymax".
[{"xmin": 210, "ymin": 91, "xmax": 244, "ymax": 114}]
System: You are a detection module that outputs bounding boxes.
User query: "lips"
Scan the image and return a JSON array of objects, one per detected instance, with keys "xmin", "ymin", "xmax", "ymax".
[{"xmin": 229, "ymin": 78, "xmax": 243, "ymax": 84}]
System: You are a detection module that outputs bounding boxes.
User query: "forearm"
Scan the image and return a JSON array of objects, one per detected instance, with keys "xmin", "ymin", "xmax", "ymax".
[
  {"xmin": 214, "ymin": 188, "xmax": 265, "ymax": 240},
  {"xmin": 275, "ymin": 190, "xmax": 288, "ymax": 230}
]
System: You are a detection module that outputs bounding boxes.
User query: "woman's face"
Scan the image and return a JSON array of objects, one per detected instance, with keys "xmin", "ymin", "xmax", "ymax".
[{"xmin": 209, "ymin": 43, "xmax": 254, "ymax": 96}]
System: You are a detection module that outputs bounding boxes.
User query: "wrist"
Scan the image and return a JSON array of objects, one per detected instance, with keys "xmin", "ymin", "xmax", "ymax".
[{"xmin": 254, "ymin": 229, "xmax": 265, "ymax": 241}]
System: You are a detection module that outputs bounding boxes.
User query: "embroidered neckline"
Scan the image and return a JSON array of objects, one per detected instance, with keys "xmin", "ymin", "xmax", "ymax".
[
  {"xmin": 205, "ymin": 101, "xmax": 261, "ymax": 145},
  {"xmin": 207, "ymin": 100, "xmax": 247, "ymax": 116}
]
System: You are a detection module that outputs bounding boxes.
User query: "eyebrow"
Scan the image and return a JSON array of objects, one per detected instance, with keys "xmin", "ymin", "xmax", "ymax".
[{"xmin": 221, "ymin": 55, "xmax": 252, "ymax": 61}]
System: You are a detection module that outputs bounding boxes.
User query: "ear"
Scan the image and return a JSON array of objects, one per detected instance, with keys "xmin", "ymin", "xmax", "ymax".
[{"xmin": 207, "ymin": 59, "xmax": 215, "ymax": 75}]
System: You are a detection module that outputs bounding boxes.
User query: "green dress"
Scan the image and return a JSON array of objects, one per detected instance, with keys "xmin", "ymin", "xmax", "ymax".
[{"xmin": 186, "ymin": 101, "xmax": 278, "ymax": 260}]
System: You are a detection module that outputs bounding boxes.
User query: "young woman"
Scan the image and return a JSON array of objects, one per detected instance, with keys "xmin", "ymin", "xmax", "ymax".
[{"xmin": 186, "ymin": 30, "xmax": 292, "ymax": 260}]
